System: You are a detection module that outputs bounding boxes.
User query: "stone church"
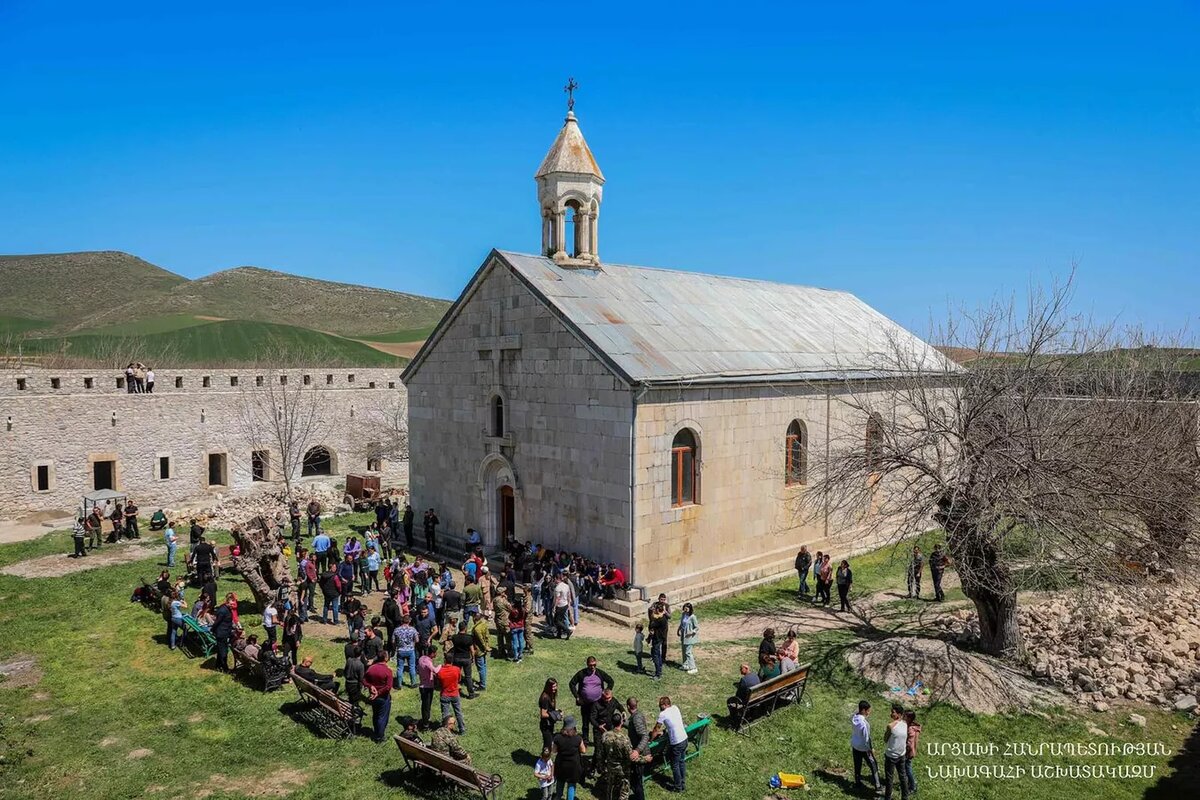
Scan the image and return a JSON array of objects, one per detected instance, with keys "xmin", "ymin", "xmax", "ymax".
[{"xmin": 403, "ymin": 109, "xmax": 937, "ymax": 611}]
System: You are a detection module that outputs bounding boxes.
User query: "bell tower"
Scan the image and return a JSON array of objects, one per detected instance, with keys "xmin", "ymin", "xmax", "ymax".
[{"xmin": 535, "ymin": 78, "xmax": 604, "ymax": 266}]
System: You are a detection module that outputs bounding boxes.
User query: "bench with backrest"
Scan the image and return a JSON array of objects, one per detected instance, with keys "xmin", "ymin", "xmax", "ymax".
[
  {"xmin": 178, "ymin": 614, "xmax": 216, "ymax": 657},
  {"xmin": 643, "ymin": 715, "xmax": 712, "ymax": 784},
  {"xmin": 393, "ymin": 734, "xmax": 503, "ymax": 800},
  {"xmin": 291, "ymin": 670, "xmax": 362, "ymax": 739},
  {"xmin": 231, "ymin": 648, "xmax": 288, "ymax": 692},
  {"xmin": 728, "ymin": 662, "xmax": 810, "ymax": 734}
]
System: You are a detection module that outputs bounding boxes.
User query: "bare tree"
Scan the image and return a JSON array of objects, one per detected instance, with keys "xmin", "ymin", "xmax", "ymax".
[
  {"xmin": 365, "ymin": 390, "xmax": 409, "ymax": 464},
  {"xmin": 234, "ymin": 363, "xmax": 328, "ymax": 498},
  {"xmin": 797, "ymin": 277, "xmax": 1198, "ymax": 659}
]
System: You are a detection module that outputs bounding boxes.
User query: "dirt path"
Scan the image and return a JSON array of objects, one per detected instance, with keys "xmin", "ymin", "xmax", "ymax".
[
  {"xmin": 0, "ymin": 540, "xmax": 160, "ymax": 578},
  {"xmin": 0, "ymin": 514, "xmax": 74, "ymax": 545}
]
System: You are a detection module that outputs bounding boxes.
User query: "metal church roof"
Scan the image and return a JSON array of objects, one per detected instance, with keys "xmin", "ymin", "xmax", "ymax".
[{"xmin": 498, "ymin": 250, "xmax": 950, "ymax": 385}]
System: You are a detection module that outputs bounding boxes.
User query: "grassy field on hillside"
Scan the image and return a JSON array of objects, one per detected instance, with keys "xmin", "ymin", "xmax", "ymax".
[
  {"xmin": 16, "ymin": 319, "xmax": 403, "ymax": 366},
  {"xmin": 0, "ymin": 518, "xmax": 1194, "ymax": 800},
  {"xmin": 80, "ymin": 314, "xmax": 217, "ymax": 337},
  {"xmin": 0, "ymin": 315, "xmax": 50, "ymax": 336},
  {"xmin": 357, "ymin": 324, "xmax": 438, "ymax": 343}
]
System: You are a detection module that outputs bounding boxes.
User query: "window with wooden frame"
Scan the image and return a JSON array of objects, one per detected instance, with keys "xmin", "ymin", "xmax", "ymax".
[
  {"xmin": 785, "ymin": 419, "xmax": 807, "ymax": 485},
  {"xmin": 670, "ymin": 428, "xmax": 699, "ymax": 507}
]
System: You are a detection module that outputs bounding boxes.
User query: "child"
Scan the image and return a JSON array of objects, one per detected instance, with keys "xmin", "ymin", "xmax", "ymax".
[
  {"xmin": 633, "ymin": 622, "xmax": 646, "ymax": 674},
  {"xmin": 534, "ymin": 746, "xmax": 555, "ymax": 799}
]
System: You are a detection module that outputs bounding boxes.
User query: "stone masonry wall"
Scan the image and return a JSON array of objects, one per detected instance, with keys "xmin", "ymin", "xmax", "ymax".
[
  {"xmin": 0, "ymin": 367, "xmax": 407, "ymax": 518},
  {"xmin": 633, "ymin": 383, "xmax": 897, "ymax": 597},
  {"xmin": 405, "ymin": 259, "xmax": 633, "ymax": 563}
]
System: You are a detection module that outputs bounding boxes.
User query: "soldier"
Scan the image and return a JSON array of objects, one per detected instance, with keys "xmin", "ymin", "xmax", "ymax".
[
  {"xmin": 597, "ymin": 712, "xmax": 633, "ymax": 800},
  {"xmin": 493, "ymin": 591, "xmax": 511, "ymax": 660},
  {"xmin": 929, "ymin": 544, "xmax": 949, "ymax": 602},
  {"xmin": 429, "ymin": 714, "xmax": 471, "ymax": 763},
  {"xmin": 907, "ymin": 545, "xmax": 924, "ymax": 599}
]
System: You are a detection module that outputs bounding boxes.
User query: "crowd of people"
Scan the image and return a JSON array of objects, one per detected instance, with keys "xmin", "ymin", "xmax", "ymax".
[{"xmin": 133, "ymin": 495, "xmax": 953, "ymax": 798}]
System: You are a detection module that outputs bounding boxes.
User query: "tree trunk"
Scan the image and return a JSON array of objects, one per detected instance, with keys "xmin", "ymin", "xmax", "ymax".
[
  {"xmin": 964, "ymin": 582, "xmax": 1023, "ymax": 659},
  {"xmin": 937, "ymin": 497, "xmax": 1025, "ymax": 659},
  {"xmin": 230, "ymin": 516, "xmax": 292, "ymax": 612}
]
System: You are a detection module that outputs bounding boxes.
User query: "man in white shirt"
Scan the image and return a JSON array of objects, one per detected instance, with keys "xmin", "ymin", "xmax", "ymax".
[
  {"xmin": 883, "ymin": 703, "xmax": 910, "ymax": 800},
  {"xmin": 145, "ymin": 367, "xmax": 156, "ymax": 393},
  {"xmin": 263, "ymin": 600, "xmax": 278, "ymax": 646},
  {"xmin": 850, "ymin": 700, "xmax": 881, "ymax": 792},
  {"xmin": 651, "ymin": 696, "xmax": 688, "ymax": 792},
  {"xmin": 552, "ymin": 575, "xmax": 573, "ymax": 639}
]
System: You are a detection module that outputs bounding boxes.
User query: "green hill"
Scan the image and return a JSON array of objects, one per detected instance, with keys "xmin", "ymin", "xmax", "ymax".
[
  {"xmin": 19, "ymin": 319, "xmax": 401, "ymax": 367},
  {"xmin": 77, "ymin": 265, "xmax": 448, "ymax": 338},
  {"xmin": 0, "ymin": 250, "xmax": 451, "ymax": 366},
  {"xmin": 0, "ymin": 251, "xmax": 187, "ymax": 323}
]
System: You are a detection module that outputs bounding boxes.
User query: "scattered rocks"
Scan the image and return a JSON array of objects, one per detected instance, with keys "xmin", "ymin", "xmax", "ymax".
[
  {"xmin": 126, "ymin": 748, "xmax": 154, "ymax": 760},
  {"xmin": 932, "ymin": 584, "xmax": 1200, "ymax": 713},
  {"xmin": 1128, "ymin": 713, "xmax": 1147, "ymax": 728},
  {"xmin": 847, "ymin": 636, "xmax": 1062, "ymax": 714}
]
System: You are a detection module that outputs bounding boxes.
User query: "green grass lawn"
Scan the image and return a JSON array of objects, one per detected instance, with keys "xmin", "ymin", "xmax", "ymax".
[
  {"xmin": 0, "ymin": 518, "xmax": 1194, "ymax": 800},
  {"xmin": 15, "ymin": 320, "xmax": 403, "ymax": 366}
]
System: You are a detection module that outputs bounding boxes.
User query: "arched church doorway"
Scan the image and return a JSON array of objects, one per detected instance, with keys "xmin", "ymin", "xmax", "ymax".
[
  {"xmin": 478, "ymin": 454, "xmax": 517, "ymax": 550},
  {"xmin": 302, "ymin": 446, "xmax": 332, "ymax": 476}
]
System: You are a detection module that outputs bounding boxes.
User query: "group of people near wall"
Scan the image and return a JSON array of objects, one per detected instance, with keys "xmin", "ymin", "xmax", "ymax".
[{"xmin": 122, "ymin": 362, "xmax": 155, "ymax": 393}]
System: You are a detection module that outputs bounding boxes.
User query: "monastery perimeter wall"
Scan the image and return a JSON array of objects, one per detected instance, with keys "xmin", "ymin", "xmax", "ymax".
[{"xmin": 0, "ymin": 367, "xmax": 407, "ymax": 518}]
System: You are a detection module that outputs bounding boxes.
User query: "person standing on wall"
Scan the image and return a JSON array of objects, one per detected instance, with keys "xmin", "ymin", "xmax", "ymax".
[{"xmin": 145, "ymin": 366, "xmax": 155, "ymax": 394}]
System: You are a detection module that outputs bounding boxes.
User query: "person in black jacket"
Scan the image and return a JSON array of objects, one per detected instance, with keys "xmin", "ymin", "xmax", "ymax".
[
  {"xmin": 382, "ymin": 590, "xmax": 404, "ymax": 651},
  {"xmin": 319, "ymin": 568, "xmax": 341, "ymax": 624},
  {"xmin": 211, "ymin": 594, "xmax": 235, "ymax": 671},
  {"xmin": 295, "ymin": 656, "xmax": 339, "ymax": 693},
  {"xmin": 568, "ymin": 657, "xmax": 615, "ymax": 744},
  {"xmin": 795, "ymin": 545, "xmax": 812, "ymax": 597},
  {"xmin": 344, "ymin": 644, "xmax": 365, "ymax": 706},
  {"xmin": 402, "ymin": 504, "xmax": 415, "ymax": 548},
  {"xmin": 588, "ymin": 687, "xmax": 624, "ymax": 759}
]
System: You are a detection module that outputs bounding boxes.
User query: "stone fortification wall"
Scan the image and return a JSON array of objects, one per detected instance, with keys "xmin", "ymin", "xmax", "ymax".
[{"xmin": 0, "ymin": 367, "xmax": 407, "ymax": 518}]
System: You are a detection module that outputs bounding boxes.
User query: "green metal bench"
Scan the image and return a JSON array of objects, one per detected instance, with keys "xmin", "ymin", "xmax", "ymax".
[
  {"xmin": 643, "ymin": 715, "xmax": 712, "ymax": 783},
  {"xmin": 179, "ymin": 614, "xmax": 216, "ymax": 657}
]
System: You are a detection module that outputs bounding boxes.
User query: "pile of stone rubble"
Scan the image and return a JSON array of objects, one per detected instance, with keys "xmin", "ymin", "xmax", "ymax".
[
  {"xmin": 164, "ymin": 482, "xmax": 357, "ymax": 531},
  {"xmin": 931, "ymin": 584, "xmax": 1200, "ymax": 715}
]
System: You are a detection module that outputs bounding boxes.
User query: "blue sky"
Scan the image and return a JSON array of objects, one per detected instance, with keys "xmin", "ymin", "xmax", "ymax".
[{"xmin": 0, "ymin": 1, "xmax": 1196, "ymax": 333}]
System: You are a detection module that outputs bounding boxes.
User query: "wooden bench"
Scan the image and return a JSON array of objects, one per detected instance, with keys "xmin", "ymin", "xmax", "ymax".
[
  {"xmin": 643, "ymin": 715, "xmax": 712, "ymax": 784},
  {"xmin": 728, "ymin": 662, "xmax": 810, "ymax": 734},
  {"xmin": 231, "ymin": 648, "xmax": 288, "ymax": 692},
  {"xmin": 179, "ymin": 614, "xmax": 216, "ymax": 657},
  {"xmin": 291, "ymin": 671, "xmax": 362, "ymax": 739},
  {"xmin": 394, "ymin": 734, "xmax": 503, "ymax": 800}
]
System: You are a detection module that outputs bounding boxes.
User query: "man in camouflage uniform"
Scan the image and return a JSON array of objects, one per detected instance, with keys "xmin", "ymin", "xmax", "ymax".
[
  {"xmin": 429, "ymin": 715, "xmax": 471, "ymax": 764},
  {"xmin": 597, "ymin": 712, "xmax": 633, "ymax": 800},
  {"xmin": 493, "ymin": 591, "xmax": 511, "ymax": 661}
]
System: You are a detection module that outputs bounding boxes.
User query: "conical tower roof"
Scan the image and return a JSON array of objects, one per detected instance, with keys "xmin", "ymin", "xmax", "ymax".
[{"xmin": 534, "ymin": 111, "xmax": 605, "ymax": 181}]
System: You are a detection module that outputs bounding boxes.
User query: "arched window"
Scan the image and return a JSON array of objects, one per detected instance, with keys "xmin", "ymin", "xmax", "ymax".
[
  {"xmin": 785, "ymin": 419, "xmax": 807, "ymax": 485},
  {"xmin": 565, "ymin": 201, "xmax": 583, "ymax": 258},
  {"xmin": 865, "ymin": 413, "xmax": 885, "ymax": 472},
  {"xmin": 491, "ymin": 395, "xmax": 505, "ymax": 437},
  {"xmin": 302, "ymin": 446, "xmax": 332, "ymax": 476},
  {"xmin": 671, "ymin": 428, "xmax": 699, "ymax": 507}
]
